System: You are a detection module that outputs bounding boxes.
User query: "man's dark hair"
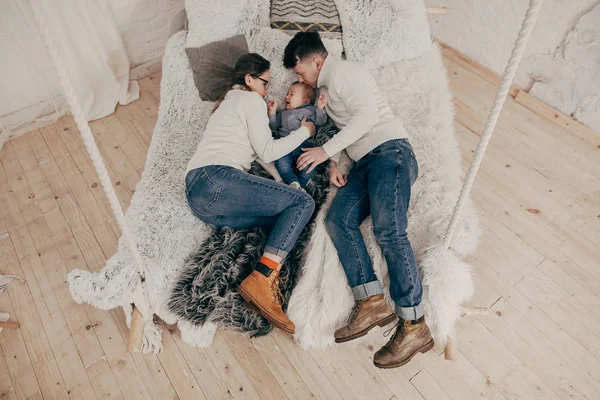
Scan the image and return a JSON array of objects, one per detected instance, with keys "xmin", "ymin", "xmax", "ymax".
[{"xmin": 283, "ymin": 32, "xmax": 328, "ymax": 69}]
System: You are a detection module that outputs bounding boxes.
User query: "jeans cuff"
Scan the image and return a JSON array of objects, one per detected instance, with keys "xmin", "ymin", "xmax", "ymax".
[
  {"xmin": 351, "ymin": 280, "xmax": 383, "ymax": 301},
  {"xmin": 395, "ymin": 302, "xmax": 424, "ymax": 321},
  {"xmin": 264, "ymin": 245, "xmax": 288, "ymax": 261}
]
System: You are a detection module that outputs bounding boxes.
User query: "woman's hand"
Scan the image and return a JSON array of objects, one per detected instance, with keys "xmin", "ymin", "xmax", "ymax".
[
  {"xmin": 300, "ymin": 117, "xmax": 316, "ymax": 137},
  {"xmin": 267, "ymin": 100, "xmax": 278, "ymax": 115},
  {"xmin": 297, "ymin": 146, "xmax": 329, "ymax": 173},
  {"xmin": 329, "ymin": 161, "xmax": 347, "ymax": 187}
]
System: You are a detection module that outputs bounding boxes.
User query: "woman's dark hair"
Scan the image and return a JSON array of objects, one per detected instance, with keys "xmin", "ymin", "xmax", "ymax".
[
  {"xmin": 213, "ymin": 53, "xmax": 270, "ymax": 112},
  {"xmin": 231, "ymin": 53, "xmax": 271, "ymax": 88},
  {"xmin": 283, "ymin": 32, "xmax": 328, "ymax": 69}
]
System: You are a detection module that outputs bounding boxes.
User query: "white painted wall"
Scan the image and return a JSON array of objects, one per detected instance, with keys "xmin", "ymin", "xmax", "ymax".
[{"xmin": 427, "ymin": 0, "xmax": 600, "ymax": 133}]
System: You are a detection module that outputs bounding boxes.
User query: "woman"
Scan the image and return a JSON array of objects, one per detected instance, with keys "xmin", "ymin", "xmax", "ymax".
[{"xmin": 185, "ymin": 53, "xmax": 316, "ymax": 334}]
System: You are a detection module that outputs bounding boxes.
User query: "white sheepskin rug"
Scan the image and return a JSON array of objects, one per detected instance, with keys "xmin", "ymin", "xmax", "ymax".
[{"xmin": 68, "ymin": 0, "xmax": 480, "ymax": 353}]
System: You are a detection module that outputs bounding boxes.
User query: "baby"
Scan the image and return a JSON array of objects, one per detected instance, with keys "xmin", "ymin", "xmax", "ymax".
[{"xmin": 268, "ymin": 82, "xmax": 327, "ymax": 189}]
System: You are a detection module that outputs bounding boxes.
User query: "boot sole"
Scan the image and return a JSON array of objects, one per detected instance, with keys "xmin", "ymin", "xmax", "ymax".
[
  {"xmin": 335, "ymin": 313, "xmax": 397, "ymax": 344},
  {"xmin": 373, "ymin": 339, "xmax": 435, "ymax": 369},
  {"xmin": 237, "ymin": 286, "xmax": 295, "ymax": 334}
]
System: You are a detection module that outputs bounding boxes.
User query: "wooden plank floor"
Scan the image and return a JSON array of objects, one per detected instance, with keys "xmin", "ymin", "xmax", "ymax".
[{"xmin": 1, "ymin": 56, "xmax": 599, "ymax": 399}]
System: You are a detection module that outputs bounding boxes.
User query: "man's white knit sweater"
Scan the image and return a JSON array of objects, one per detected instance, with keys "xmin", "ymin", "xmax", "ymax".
[
  {"xmin": 318, "ymin": 56, "xmax": 407, "ymax": 162},
  {"xmin": 186, "ymin": 89, "xmax": 310, "ymax": 174}
]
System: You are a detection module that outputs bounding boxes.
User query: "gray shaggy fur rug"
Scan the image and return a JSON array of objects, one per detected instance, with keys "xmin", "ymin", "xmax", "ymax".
[{"xmin": 168, "ymin": 121, "xmax": 338, "ymax": 337}]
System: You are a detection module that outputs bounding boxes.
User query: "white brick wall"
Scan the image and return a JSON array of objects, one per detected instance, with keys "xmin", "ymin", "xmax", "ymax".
[
  {"xmin": 109, "ymin": 0, "xmax": 184, "ymax": 67},
  {"xmin": 427, "ymin": 0, "xmax": 600, "ymax": 133}
]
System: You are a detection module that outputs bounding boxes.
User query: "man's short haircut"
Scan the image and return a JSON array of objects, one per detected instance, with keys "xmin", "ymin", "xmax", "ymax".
[
  {"xmin": 283, "ymin": 32, "xmax": 328, "ymax": 69},
  {"xmin": 293, "ymin": 82, "xmax": 317, "ymax": 104}
]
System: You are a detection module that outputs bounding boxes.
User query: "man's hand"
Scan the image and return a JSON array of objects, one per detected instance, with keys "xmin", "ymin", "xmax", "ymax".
[
  {"xmin": 300, "ymin": 117, "xmax": 316, "ymax": 137},
  {"xmin": 267, "ymin": 100, "xmax": 277, "ymax": 115},
  {"xmin": 329, "ymin": 161, "xmax": 347, "ymax": 187},
  {"xmin": 297, "ymin": 146, "xmax": 329, "ymax": 173},
  {"xmin": 317, "ymin": 93, "xmax": 327, "ymax": 109}
]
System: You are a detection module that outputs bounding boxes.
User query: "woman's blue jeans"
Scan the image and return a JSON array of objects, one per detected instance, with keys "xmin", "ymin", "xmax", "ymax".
[
  {"xmin": 185, "ymin": 165, "xmax": 315, "ymax": 260},
  {"xmin": 325, "ymin": 139, "xmax": 423, "ymax": 320}
]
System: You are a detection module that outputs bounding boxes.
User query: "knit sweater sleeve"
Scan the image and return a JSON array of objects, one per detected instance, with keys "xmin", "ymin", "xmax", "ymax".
[
  {"xmin": 322, "ymin": 63, "xmax": 379, "ymax": 157},
  {"xmin": 244, "ymin": 93, "xmax": 310, "ymax": 163},
  {"xmin": 268, "ymin": 112, "xmax": 281, "ymax": 131}
]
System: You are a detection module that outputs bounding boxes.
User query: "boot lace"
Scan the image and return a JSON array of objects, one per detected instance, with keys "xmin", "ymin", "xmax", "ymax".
[
  {"xmin": 347, "ymin": 302, "xmax": 362, "ymax": 323},
  {"xmin": 383, "ymin": 320, "xmax": 407, "ymax": 346},
  {"xmin": 269, "ymin": 275, "xmax": 285, "ymax": 305},
  {"xmin": 383, "ymin": 322, "xmax": 399, "ymax": 338}
]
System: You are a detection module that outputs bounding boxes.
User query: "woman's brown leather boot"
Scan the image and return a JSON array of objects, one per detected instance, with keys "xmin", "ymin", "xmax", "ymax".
[{"xmin": 237, "ymin": 261, "xmax": 295, "ymax": 334}]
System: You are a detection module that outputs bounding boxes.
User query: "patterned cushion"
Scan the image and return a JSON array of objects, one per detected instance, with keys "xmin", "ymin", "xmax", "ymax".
[{"xmin": 270, "ymin": 0, "xmax": 342, "ymax": 38}]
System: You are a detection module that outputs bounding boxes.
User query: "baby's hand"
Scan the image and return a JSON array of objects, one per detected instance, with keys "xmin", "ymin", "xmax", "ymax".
[
  {"xmin": 317, "ymin": 93, "xmax": 327, "ymax": 109},
  {"xmin": 267, "ymin": 100, "xmax": 278, "ymax": 115}
]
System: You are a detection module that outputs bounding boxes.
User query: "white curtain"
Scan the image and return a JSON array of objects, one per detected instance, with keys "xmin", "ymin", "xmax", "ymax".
[{"xmin": 0, "ymin": 0, "xmax": 139, "ymax": 150}]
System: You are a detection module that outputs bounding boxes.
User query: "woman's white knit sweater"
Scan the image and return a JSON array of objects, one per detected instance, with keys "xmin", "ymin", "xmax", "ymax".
[{"xmin": 186, "ymin": 89, "xmax": 310, "ymax": 174}]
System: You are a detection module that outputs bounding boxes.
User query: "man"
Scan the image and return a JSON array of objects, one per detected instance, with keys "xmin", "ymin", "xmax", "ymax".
[{"xmin": 284, "ymin": 32, "xmax": 433, "ymax": 368}]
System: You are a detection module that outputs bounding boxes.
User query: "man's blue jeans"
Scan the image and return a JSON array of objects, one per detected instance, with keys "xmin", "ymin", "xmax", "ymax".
[
  {"xmin": 325, "ymin": 139, "xmax": 423, "ymax": 320},
  {"xmin": 275, "ymin": 138, "xmax": 315, "ymax": 188},
  {"xmin": 186, "ymin": 165, "xmax": 315, "ymax": 259}
]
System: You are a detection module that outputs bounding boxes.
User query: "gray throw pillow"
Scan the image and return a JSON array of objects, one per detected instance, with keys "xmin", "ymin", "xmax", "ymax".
[{"xmin": 185, "ymin": 34, "xmax": 249, "ymax": 101}]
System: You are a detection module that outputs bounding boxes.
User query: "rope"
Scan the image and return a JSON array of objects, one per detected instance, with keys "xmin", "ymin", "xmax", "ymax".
[
  {"xmin": 2, "ymin": 274, "xmax": 25, "ymax": 283},
  {"xmin": 443, "ymin": 0, "xmax": 544, "ymax": 248},
  {"xmin": 30, "ymin": 1, "xmax": 146, "ymax": 277}
]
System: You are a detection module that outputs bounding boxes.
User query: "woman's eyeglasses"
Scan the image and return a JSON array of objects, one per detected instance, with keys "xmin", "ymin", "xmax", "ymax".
[{"xmin": 252, "ymin": 75, "xmax": 270, "ymax": 88}]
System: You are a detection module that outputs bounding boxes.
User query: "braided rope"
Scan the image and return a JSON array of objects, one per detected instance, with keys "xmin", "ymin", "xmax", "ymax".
[
  {"xmin": 443, "ymin": 0, "xmax": 544, "ymax": 248},
  {"xmin": 30, "ymin": 1, "xmax": 146, "ymax": 276}
]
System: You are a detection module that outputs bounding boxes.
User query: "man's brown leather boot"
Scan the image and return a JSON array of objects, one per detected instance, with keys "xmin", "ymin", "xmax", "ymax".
[
  {"xmin": 373, "ymin": 316, "xmax": 434, "ymax": 368},
  {"xmin": 237, "ymin": 262, "xmax": 295, "ymax": 334},
  {"xmin": 334, "ymin": 294, "xmax": 396, "ymax": 343}
]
